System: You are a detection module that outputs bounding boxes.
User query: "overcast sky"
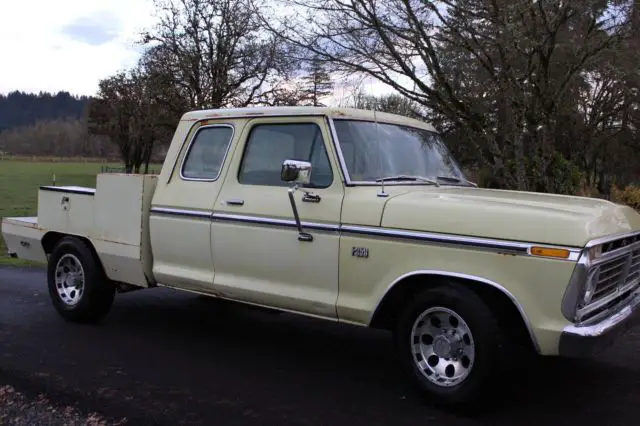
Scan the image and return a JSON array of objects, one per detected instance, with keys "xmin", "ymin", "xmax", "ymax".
[
  {"xmin": 0, "ymin": 0, "xmax": 395, "ymax": 101},
  {"xmin": 0, "ymin": 0, "xmax": 156, "ymax": 96}
]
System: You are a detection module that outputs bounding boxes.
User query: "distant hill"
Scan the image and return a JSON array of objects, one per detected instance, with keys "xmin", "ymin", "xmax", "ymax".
[{"xmin": 0, "ymin": 91, "xmax": 91, "ymax": 132}]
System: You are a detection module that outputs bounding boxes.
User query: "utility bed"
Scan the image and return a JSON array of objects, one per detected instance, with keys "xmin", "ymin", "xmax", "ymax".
[{"xmin": 2, "ymin": 173, "xmax": 158, "ymax": 287}]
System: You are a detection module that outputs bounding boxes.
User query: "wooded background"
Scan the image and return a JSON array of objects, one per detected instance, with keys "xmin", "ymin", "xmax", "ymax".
[{"xmin": 1, "ymin": 0, "xmax": 639, "ymax": 206}]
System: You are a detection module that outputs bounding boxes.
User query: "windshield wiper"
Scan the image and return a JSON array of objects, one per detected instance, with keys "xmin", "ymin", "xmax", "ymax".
[
  {"xmin": 436, "ymin": 175, "xmax": 478, "ymax": 187},
  {"xmin": 375, "ymin": 175, "xmax": 439, "ymax": 186}
]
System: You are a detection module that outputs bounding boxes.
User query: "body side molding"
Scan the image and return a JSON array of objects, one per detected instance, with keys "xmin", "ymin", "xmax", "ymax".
[{"xmin": 149, "ymin": 207, "xmax": 582, "ymax": 260}]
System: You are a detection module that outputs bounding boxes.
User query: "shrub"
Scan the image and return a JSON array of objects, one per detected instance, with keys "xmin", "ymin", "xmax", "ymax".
[{"xmin": 612, "ymin": 185, "xmax": 640, "ymax": 211}]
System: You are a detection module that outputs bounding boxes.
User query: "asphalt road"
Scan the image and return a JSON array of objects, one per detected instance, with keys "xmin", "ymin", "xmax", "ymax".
[{"xmin": 1, "ymin": 265, "xmax": 640, "ymax": 425}]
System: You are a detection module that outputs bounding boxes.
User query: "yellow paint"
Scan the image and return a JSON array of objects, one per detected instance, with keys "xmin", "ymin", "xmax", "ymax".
[{"xmin": 3, "ymin": 106, "xmax": 640, "ymax": 359}]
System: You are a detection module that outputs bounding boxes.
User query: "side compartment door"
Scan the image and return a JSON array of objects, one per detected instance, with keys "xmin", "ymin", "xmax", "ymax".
[
  {"xmin": 150, "ymin": 120, "xmax": 236, "ymax": 293},
  {"xmin": 210, "ymin": 116, "xmax": 344, "ymax": 318}
]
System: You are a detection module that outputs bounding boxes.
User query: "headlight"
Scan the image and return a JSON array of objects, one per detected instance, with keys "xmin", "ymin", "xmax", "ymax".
[
  {"xmin": 562, "ymin": 244, "xmax": 605, "ymax": 322},
  {"xmin": 586, "ymin": 245, "xmax": 603, "ymax": 262},
  {"xmin": 580, "ymin": 266, "xmax": 601, "ymax": 307},
  {"xmin": 561, "ymin": 249, "xmax": 593, "ymax": 322}
]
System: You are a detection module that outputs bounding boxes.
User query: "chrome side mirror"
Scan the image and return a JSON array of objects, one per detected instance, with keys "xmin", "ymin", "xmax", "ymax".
[
  {"xmin": 281, "ymin": 159, "xmax": 313, "ymax": 242},
  {"xmin": 281, "ymin": 159, "xmax": 312, "ymax": 185}
]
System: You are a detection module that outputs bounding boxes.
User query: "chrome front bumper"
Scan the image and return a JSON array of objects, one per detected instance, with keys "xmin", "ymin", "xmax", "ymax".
[{"xmin": 558, "ymin": 290, "xmax": 640, "ymax": 357}]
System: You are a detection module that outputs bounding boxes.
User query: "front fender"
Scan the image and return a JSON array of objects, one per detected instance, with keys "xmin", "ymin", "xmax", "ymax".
[{"xmin": 336, "ymin": 233, "xmax": 578, "ymax": 355}]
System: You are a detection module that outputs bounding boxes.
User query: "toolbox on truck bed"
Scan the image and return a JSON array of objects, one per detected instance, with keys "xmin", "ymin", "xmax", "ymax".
[{"xmin": 2, "ymin": 174, "xmax": 158, "ymax": 287}]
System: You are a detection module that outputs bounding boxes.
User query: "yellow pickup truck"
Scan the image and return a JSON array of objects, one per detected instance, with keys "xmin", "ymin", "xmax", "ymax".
[{"xmin": 3, "ymin": 106, "xmax": 640, "ymax": 408}]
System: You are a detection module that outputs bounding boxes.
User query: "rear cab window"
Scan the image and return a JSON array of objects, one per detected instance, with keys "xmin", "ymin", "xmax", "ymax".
[{"xmin": 181, "ymin": 125, "xmax": 234, "ymax": 181}]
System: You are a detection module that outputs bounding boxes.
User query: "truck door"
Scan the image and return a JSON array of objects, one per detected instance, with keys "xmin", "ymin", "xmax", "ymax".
[
  {"xmin": 149, "ymin": 119, "xmax": 236, "ymax": 293},
  {"xmin": 210, "ymin": 116, "xmax": 344, "ymax": 318}
]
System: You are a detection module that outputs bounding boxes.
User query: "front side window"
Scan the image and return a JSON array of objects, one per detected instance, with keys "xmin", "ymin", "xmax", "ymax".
[
  {"xmin": 332, "ymin": 119, "xmax": 467, "ymax": 184},
  {"xmin": 182, "ymin": 125, "xmax": 234, "ymax": 180},
  {"xmin": 238, "ymin": 122, "xmax": 333, "ymax": 188}
]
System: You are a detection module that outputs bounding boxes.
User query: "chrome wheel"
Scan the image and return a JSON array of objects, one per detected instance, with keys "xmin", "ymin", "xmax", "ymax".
[
  {"xmin": 410, "ymin": 306, "xmax": 475, "ymax": 387},
  {"xmin": 54, "ymin": 253, "xmax": 85, "ymax": 306}
]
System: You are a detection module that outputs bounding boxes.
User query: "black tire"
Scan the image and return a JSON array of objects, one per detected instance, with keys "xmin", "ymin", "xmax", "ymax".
[
  {"xmin": 394, "ymin": 283, "xmax": 511, "ymax": 411},
  {"xmin": 47, "ymin": 237, "xmax": 115, "ymax": 323}
]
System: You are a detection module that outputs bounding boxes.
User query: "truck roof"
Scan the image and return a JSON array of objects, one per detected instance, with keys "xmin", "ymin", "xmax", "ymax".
[{"xmin": 180, "ymin": 106, "xmax": 437, "ymax": 132}]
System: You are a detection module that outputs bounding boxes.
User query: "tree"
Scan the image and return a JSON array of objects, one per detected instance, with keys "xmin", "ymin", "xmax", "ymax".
[
  {"xmin": 300, "ymin": 56, "xmax": 334, "ymax": 106},
  {"xmin": 88, "ymin": 67, "xmax": 170, "ymax": 173},
  {"xmin": 348, "ymin": 89, "xmax": 425, "ymax": 120},
  {"xmin": 263, "ymin": 0, "xmax": 634, "ymax": 193},
  {"xmin": 139, "ymin": 0, "xmax": 299, "ymax": 114}
]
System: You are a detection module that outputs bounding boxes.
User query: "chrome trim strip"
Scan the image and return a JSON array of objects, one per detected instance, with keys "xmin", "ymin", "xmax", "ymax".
[
  {"xmin": 563, "ymin": 290, "xmax": 640, "ymax": 337},
  {"xmin": 585, "ymin": 230, "xmax": 640, "ymax": 249},
  {"xmin": 148, "ymin": 208, "xmax": 581, "ymax": 259},
  {"xmin": 150, "ymin": 207, "xmax": 212, "ymax": 219},
  {"xmin": 567, "ymin": 251, "xmax": 581, "ymax": 262},
  {"xmin": 187, "ymin": 112, "xmax": 328, "ymax": 121},
  {"xmin": 576, "ymin": 263, "xmax": 640, "ymax": 323},
  {"xmin": 327, "ymin": 117, "xmax": 353, "ymax": 184},
  {"xmin": 572, "ymin": 235, "xmax": 640, "ymax": 323},
  {"xmin": 368, "ymin": 270, "xmax": 541, "ymax": 353},
  {"xmin": 212, "ymin": 212, "xmax": 340, "ymax": 232},
  {"xmin": 558, "ymin": 290, "xmax": 640, "ymax": 357},
  {"xmin": 561, "ymin": 252, "xmax": 589, "ymax": 321},
  {"xmin": 179, "ymin": 124, "xmax": 235, "ymax": 182},
  {"xmin": 591, "ymin": 239, "xmax": 640, "ymax": 266},
  {"xmin": 39, "ymin": 185, "xmax": 96, "ymax": 196},
  {"xmin": 342, "ymin": 224, "xmax": 529, "ymax": 254}
]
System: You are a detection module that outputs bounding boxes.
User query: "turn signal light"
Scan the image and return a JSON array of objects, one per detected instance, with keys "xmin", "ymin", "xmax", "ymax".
[{"xmin": 530, "ymin": 246, "xmax": 571, "ymax": 259}]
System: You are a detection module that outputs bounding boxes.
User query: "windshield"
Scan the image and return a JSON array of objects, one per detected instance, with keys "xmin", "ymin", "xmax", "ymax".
[{"xmin": 332, "ymin": 119, "xmax": 467, "ymax": 184}]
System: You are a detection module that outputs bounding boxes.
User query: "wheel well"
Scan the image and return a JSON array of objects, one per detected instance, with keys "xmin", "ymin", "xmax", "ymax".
[
  {"xmin": 42, "ymin": 232, "xmax": 145, "ymax": 292},
  {"xmin": 41, "ymin": 232, "xmax": 103, "ymax": 269},
  {"xmin": 369, "ymin": 273, "xmax": 537, "ymax": 354}
]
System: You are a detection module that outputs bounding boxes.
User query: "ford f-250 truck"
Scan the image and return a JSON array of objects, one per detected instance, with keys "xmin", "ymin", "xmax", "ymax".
[{"xmin": 3, "ymin": 106, "xmax": 640, "ymax": 408}]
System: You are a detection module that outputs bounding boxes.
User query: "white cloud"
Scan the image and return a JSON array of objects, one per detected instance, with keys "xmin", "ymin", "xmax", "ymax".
[
  {"xmin": 0, "ymin": 0, "xmax": 156, "ymax": 96},
  {"xmin": 0, "ymin": 0, "xmax": 414, "ymax": 103}
]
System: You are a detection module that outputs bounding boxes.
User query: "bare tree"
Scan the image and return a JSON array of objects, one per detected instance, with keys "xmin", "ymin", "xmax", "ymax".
[
  {"xmin": 262, "ymin": 0, "xmax": 633, "ymax": 192},
  {"xmin": 140, "ymin": 0, "xmax": 299, "ymax": 113},
  {"xmin": 88, "ymin": 68, "xmax": 169, "ymax": 173},
  {"xmin": 347, "ymin": 87, "xmax": 425, "ymax": 120}
]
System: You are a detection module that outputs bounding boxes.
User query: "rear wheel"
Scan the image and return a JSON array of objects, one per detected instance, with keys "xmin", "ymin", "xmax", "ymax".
[
  {"xmin": 394, "ymin": 283, "xmax": 510, "ymax": 410},
  {"xmin": 47, "ymin": 237, "xmax": 115, "ymax": 323}
]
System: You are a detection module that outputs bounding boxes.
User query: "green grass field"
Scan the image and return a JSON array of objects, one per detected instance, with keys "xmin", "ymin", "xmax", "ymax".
[{"xmin": 0, "ymin": 159, "xmax": 158, "ymax": 266}]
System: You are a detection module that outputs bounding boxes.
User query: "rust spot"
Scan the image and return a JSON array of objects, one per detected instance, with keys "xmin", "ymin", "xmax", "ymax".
[
  {"xmin": 3, "ymin": 218, "xmax": 42, "ymax": 230},
  {"xmin": 88, "ymin": 234, "xmax": 137, "ymax": 247}
]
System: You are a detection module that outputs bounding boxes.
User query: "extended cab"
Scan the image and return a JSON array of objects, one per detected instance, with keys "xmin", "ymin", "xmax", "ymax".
[{"xmin": 3, "ymin": 106, "xmax": 640, "ymax": 408}]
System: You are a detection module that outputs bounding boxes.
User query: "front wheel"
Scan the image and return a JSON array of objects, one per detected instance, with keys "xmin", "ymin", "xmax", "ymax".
[
  {"xmin": 47, "ymin": 237, "xmax": 115, "ymax": 323},
  {"xmin": 394, "ymin": 284, "xmax": 510, "ymax": 410}
]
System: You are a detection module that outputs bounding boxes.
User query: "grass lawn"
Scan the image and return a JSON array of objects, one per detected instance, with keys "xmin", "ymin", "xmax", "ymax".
[{"xmin": 0, "ymin": 159, "xmax": 158, "ymax": 266}]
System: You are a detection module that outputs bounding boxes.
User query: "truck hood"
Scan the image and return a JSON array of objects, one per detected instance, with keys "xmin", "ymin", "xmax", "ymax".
[{"xmin": 380, "ymin": 187, "xmax": 640, "ymax": 247}]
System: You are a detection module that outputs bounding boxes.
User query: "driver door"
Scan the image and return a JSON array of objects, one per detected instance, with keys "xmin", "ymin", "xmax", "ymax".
[{"xmin": 210, "ymin": 116, "xmax": 344, "ymax": 318}]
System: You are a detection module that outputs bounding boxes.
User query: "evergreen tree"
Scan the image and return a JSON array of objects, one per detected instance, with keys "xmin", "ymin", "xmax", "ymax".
[{"xmin": 301, "ymin": 57, "xmax": 334, "ymax": 106}]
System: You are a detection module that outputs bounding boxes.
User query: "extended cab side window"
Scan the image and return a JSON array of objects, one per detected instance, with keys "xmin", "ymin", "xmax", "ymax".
[
  {"xmin": 181, "ymin": 125, "xmax": 234, "ymax": 180},
  {"xmin": 238, "ymin": 122, "xmax": 333, "ymax": 188}
]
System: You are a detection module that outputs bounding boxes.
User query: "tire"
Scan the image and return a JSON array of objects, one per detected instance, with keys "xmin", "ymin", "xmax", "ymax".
[
  {"xmin": 47, "ymin": 237, "xmax": 115, "ymax": 323},
  {"xmin": 394, "ymin": 283, "xmax": 510, "ymax": 411}
]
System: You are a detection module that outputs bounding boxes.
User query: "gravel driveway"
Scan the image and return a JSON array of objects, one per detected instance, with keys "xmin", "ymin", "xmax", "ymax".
[{"xmin": 0, "ymin": 385, "xmax": 126, "ymax": 425}]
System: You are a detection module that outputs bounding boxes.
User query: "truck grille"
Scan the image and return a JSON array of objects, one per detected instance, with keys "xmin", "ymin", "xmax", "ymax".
[{"xmin": 579, "ymin": 239, "xmax": 640, "ymax": 323}]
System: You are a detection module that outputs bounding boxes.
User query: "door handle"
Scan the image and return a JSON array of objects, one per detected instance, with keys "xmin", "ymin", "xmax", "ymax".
[
  {"xmin": 225, "ymin": 199, "xmax": 244, "ymax": 206},
  {"xmin": 302, "ymin": 192, "xmax": 321, "ymax": 203}
]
